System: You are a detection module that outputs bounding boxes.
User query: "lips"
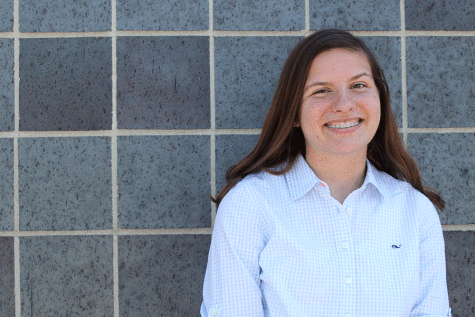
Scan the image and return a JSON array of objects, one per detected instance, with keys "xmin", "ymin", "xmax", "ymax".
[{"xmin": 325, "ymin": 118, "xmax": 362, "ymax": 129}]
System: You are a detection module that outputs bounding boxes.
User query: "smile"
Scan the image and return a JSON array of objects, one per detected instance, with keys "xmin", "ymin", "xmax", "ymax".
[{"xmin": 325, "ymin": 119, "xmax": 362, "ymax": 129}]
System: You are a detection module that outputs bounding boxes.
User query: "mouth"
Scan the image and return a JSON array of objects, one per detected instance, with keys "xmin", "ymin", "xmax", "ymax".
[{"xmin": 325, "ymin": 119, "xmax": 363, "ymax": 129}]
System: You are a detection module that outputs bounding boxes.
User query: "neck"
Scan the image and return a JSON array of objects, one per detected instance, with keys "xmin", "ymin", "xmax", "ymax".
[{"xmin": 305, "ymin": 150, "xmax": 367, "ymax": 204}]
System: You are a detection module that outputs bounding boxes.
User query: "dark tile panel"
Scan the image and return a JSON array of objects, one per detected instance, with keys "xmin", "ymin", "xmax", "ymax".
[
  {"xmin": 361, "ymin": 36, "xmax": 402, "ymax": 127},
  {"xmin": 214, "ymin": 0, "xmax": 304, "ymax": 31},
  {"xmin": 406, "ymin": 37, "xmax": 475, "ymax": 128},
  {"xmin": 20, "ymin": 0, "xmax": 111, "ymax": 32},
  {"xmin": 215, "ymin": 134, "xmax": 260, "ymax": 193},
  {"xmin": 19, "ymin": 38, "xmax": 112, "ymax": 131},
  {"xmin": 0, "ymin": 237, "xmax": 14, "ymax": 316},
  {"xmin": 119, "ymin": 235, "xmax": 211, "ymax": 316},
  {"xmin": 118, "ymin": 136, "xmax": 211, "ymax": 229},
  {"xmin": 0, "ymin": 139, "xmax": 14, "ymax": 231},
  {"xmin": 407, "ymin": 133, "xmax": 475, "ymax": 225},
  {"xmin": 19, "ymin": 137, "xmax": 112, "ymax": 231},
  {"xmin": 0, "ymin": 39, "xmax": 14, "ymax": 131},
  {"xmin": 117, "ymin": 0, "xmax": 208, "ymax": 31},
  {"xmin": 444, "ymin": 231, "xmax": 475, "ymax": 316},
  {"xmin": 310, "ymin": 0, "xmax": 400, "ymax": 31},
  {"xmin": 406, "ymin": 0, "xmax": 475, "ymax": 31},
  {"xmin": 117, "ymin": 36, "xmax": 210, "ymax": 129},
  {"xmin": 0, "ymin": 0, "xmax": 13, "ymax": 31},
  {"xmin": 215, "ymin": 36, "xmax": 302, "ymax": 129},
  {"xmin": 20, "ymin": 236, "xmax": 113, "ymax": 317}
]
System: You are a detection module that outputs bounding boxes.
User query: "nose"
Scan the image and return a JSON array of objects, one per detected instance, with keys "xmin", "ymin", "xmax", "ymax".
[{"xmin": 332, "ymin": 90, "xmax": 354, "ymax": 113}]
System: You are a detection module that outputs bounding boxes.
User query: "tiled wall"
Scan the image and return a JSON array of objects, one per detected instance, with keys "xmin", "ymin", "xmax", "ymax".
[{"xmin": 0, "ymin": 0, "xmax": 473, "ymax": 316}]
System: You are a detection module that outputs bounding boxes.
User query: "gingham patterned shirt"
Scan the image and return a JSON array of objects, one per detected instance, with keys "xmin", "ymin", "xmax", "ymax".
[{"xmin": 201, "ymin": 154, "xmax": 451, "ymax": 317}]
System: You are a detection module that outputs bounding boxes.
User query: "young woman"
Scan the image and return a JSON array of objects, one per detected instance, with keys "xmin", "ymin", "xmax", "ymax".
[{"xmin": 201, "ymin": 29, "xmax": 451, "ymax": 317}]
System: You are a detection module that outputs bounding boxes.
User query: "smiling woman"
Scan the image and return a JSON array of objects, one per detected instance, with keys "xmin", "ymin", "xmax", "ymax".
[{"xmin": 201, "ymin": 29, "xmax": 451, "ymax": 317}]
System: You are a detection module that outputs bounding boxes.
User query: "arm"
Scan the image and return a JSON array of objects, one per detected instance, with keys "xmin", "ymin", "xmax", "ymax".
[
  {"xmin": 201, "ymin": 183, "xmax": 269, "ymax": 317},
  {"xmin": 410, "ymin": 199, "xmax": 451, "ymax": 317}
]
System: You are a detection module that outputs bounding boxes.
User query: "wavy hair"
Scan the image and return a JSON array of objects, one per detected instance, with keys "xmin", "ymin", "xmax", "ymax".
[{"xmin": 212, "ymin": 29, "xmax": 444, "ymax": 211}]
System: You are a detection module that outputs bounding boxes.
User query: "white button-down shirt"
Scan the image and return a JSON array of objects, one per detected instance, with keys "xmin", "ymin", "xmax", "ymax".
[{"xmin": 201, "ymin": 154, "xmax": 451, "ymax": 316}]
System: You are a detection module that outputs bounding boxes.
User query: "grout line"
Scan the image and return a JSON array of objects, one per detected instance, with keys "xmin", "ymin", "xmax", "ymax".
[
  {"xmin": 442, "ymin": 224, "xmax": 475, "ymax": 231},
  {"xmin": 111, "ymin": 0, "xmax": 119, "ymax": 315},
  {"xmin": 2, "ymin": 127, "xmax": 475, "ymax": 140},
  {"xmin": 400, "ymin": 0, "xmax": 408, "ymax": 147},
  {"xmin": 304, "ymin": 0, "xmax": 310, "ymax": 32},
  {"xmin": 209, "ymin": 0, "xmax": 217, "ymax": 229},
  {"xmin": 0, "ymin": 228, "xmax": 213, "ymax": 237},
  {"xmin": 1, "ymin": 30, "xmax": 475, "ymax": 40},
  {"xmin": 13, "ymin": 0, "xmax": 21, "ymax": 314}
]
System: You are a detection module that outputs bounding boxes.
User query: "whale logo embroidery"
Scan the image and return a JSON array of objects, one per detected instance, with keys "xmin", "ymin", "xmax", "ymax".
[{"xmin": 392, "ymin": 244, "xmax": 402, "ymax": 249}]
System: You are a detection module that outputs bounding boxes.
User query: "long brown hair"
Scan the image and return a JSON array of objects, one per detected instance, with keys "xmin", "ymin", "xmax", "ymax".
[{"xmin": 212, "ymin": 29, "xmax": 444, "ymax": 211}]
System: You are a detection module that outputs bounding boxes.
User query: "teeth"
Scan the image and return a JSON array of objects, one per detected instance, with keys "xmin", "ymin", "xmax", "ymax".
[{"xmin": 327, "ymin": 119, "xmax": 360, "ymax": 129}]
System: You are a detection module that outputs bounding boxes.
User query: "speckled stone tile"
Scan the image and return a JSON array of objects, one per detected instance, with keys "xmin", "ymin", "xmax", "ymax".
[
  {"xmin": 118, "ymin": 136, "xmax": 211, "ymax": 229},
  {"xmin": 361, "ymin": 36, "xmax": 402, "ymax": 127},
  {"xmin": 19, "ymin": 137, "xmax": 112, "ymax": 231},
  {"xmin": 119, "ymin": 235, "xmax": 211, "ymax": 316},
  {"xmin": 406, "ymin": 0, "xmax": 475, "ymax": 31},
  {"xmin": 117, "ymin": 37, "xmax": 210, "ymax": 129},
  {"xmin": 0, "ymin": 237, "xmax": 14, "ymax": 316},
  {"xmin": 117, "ymin": 0, "xmax": 208, "ymax": 30},
  {"xmin": 21, "ymin": 236, "xmax": 113, "ymax": 317},
  {"xmin": 19, "ymin": 38, "xmax": 112, "ymax": 131},
  {"xmin": 214, "ymin": 0, "xmax": 304, "ymax": 31},
  {"xmin": 407, "ymin": 133, "xmax": 475, "ymax": 225},
  {"xmin": 0, "ymin": 139, "xmax": 13, "ymax": 231},
  {"xmin": 444, "ymin": 231, "xmax": 475, "ymax": 316},
  {"xmin": 0, "ymin": 39, "xmax": 14, "ymax": 131},
  {"xmin": 406, "ymin": 37, "xmax": 475, "ymax": 128},
  {"xmin": 215, "ymin": 134, "xmax": 260, "ymax": 193},
  {"xmin": 0, "ymin": 0, "xmax": 13, "ymax": 31},
  {"xmin": 310, "ymin": 0, "xmax": 400, "ymax": 31},
  {"xmin": 215, "ymin": 36, "xmax": 302, "ymax": 129},
  {"xmin": 20, "ymin": 0, "xmax": 110, "ymax": 32}
]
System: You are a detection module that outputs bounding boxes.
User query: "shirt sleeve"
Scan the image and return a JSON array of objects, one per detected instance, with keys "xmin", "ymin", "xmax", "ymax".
[
  {"xmin": 410, "ymin": 197, "xmax": 451, "ymax": 317},
  {"xmin": 201, "ymin": 182, "xmax": 269, "ymax": 317}
]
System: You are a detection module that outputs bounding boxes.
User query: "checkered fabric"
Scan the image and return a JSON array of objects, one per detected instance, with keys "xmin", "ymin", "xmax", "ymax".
[{"xmin": 201, "ymin": 154, "xmax": 451, "ymax": 317}]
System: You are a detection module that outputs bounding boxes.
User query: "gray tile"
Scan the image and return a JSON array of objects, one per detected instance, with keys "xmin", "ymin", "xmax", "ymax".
[
  {"xmin": 215, "ymin": 36, "xmax": 302, "ymax": 129},
  {"xmin": 444, "ymin": 231, "xmax": 475, "ymax": 316},
  {"xmin": 0, "ymin": 39, "xmax": 14, "ymax": 131},
  {"xmin": 21, "ymin": 236, "xmax": 113, "ymax": 317},
  {"xmin": 310, "ymin": 0, "xmax": 400, "ymax": 31},
  {"xmin": 119, "ymin": 235, "xmax": 211, "ymax": 316},
  {"xmin": 0, "ymin": 139, "xmax": 13, "ymax": 231},
  {"xmin": 406, "ymin": 0, "xmax": 475, "ymax": 31},
  {"xmin": 361, "ymin": 36, "xmax": 402, "ymax": 127},
  {"xmin": 118, "ymin": 136, "xmax": 211, "ymax": 229},
  {"xmin": 407, "ymin": 133, "xmax": 475, "ymax": 225},
  {"xmin": 20, "ymin": 0, "xmax": 110, "ymax": 32},
  {"xmin": 117, "ymin": 0, "xmax": 208, "ymax": 31},
  {"xmin": 117, "ymin": 37, "xmax": 210, "ymax": 129},
  {"xmin": 0, "ymin": 0, "xmax": 13, "ymax": 31},
  {"xmin": 0, "ymin": 237, "xmax": 14, "ymax": 316},
  {"xmin": 214, "ymin": 0, "xmax": 304, "ymax": 31},
  {"xmin": 215, "ymin": 134, "xmax": 260, "ymax": 193},
  {"xmin": 406, "ymin": 37, "xmax": 475, "ymax": 128},
  {"xmin": 19, "ymin": 137, "xmax": 112, "ymax": 231},
  {"xmin": 19, "ymin": 38, "xmax": 112, "ymax": 131}
]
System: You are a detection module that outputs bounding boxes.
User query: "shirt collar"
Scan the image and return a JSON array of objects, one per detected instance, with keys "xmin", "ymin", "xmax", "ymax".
[{"xmin": 285, "ymin": 153, "xmax": 390, "ymax": 200}]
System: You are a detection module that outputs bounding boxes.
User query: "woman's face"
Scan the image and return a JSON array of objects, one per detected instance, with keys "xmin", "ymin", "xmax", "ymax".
[{"xmin": 299, "ymin": 48, "xmax": 381, "ymax": 159}]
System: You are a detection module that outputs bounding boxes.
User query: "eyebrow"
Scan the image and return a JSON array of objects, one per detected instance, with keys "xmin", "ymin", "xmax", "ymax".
[{"xmin": 304, "ymin": 72, "xmax": 373, "ymax": 91}]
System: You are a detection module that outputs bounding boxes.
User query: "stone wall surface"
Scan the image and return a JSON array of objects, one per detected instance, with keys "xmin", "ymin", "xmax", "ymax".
[{"xmin": 0, "ymin": 0, "xmax": 473, "ymax": 316}]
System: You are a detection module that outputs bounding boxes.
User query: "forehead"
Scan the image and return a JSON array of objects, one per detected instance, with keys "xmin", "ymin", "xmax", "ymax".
[{"xmin": 307, "ymin": 48, "xmax": 372, "ymax": 78}]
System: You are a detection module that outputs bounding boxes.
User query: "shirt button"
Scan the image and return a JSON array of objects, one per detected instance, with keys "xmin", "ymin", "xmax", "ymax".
[
  {"xmin": 345, "ymin": 277, "xmax": 352, "ymax": 284},
  {"xmin": 210, "ymin": 308, "xmax": 218, "ymax": 316},
  {"xmin": 344, "ymin": 314, "xmax": 351, "ymax": 317},
  {"xmin": 346, "ymin": 207, "xmax": 352, "ymax": 215},
  {"xmin": 342, "ymin": 242, "xmax": 349, "ymax": 249}
]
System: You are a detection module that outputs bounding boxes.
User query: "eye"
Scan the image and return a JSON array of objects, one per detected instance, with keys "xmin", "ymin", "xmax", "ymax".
[
  {"xmin": 351, "ymin": 82, "xmax": 367, "ymax": 89},
  {"xmin": 313, "ymin": 88, "xmax": 330, "ymax": 95}
]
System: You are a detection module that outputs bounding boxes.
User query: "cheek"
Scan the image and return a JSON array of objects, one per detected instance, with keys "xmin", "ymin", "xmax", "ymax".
[{"xmin": 303, "ymin": 99, "xmax": 329, "ymax": 123}]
